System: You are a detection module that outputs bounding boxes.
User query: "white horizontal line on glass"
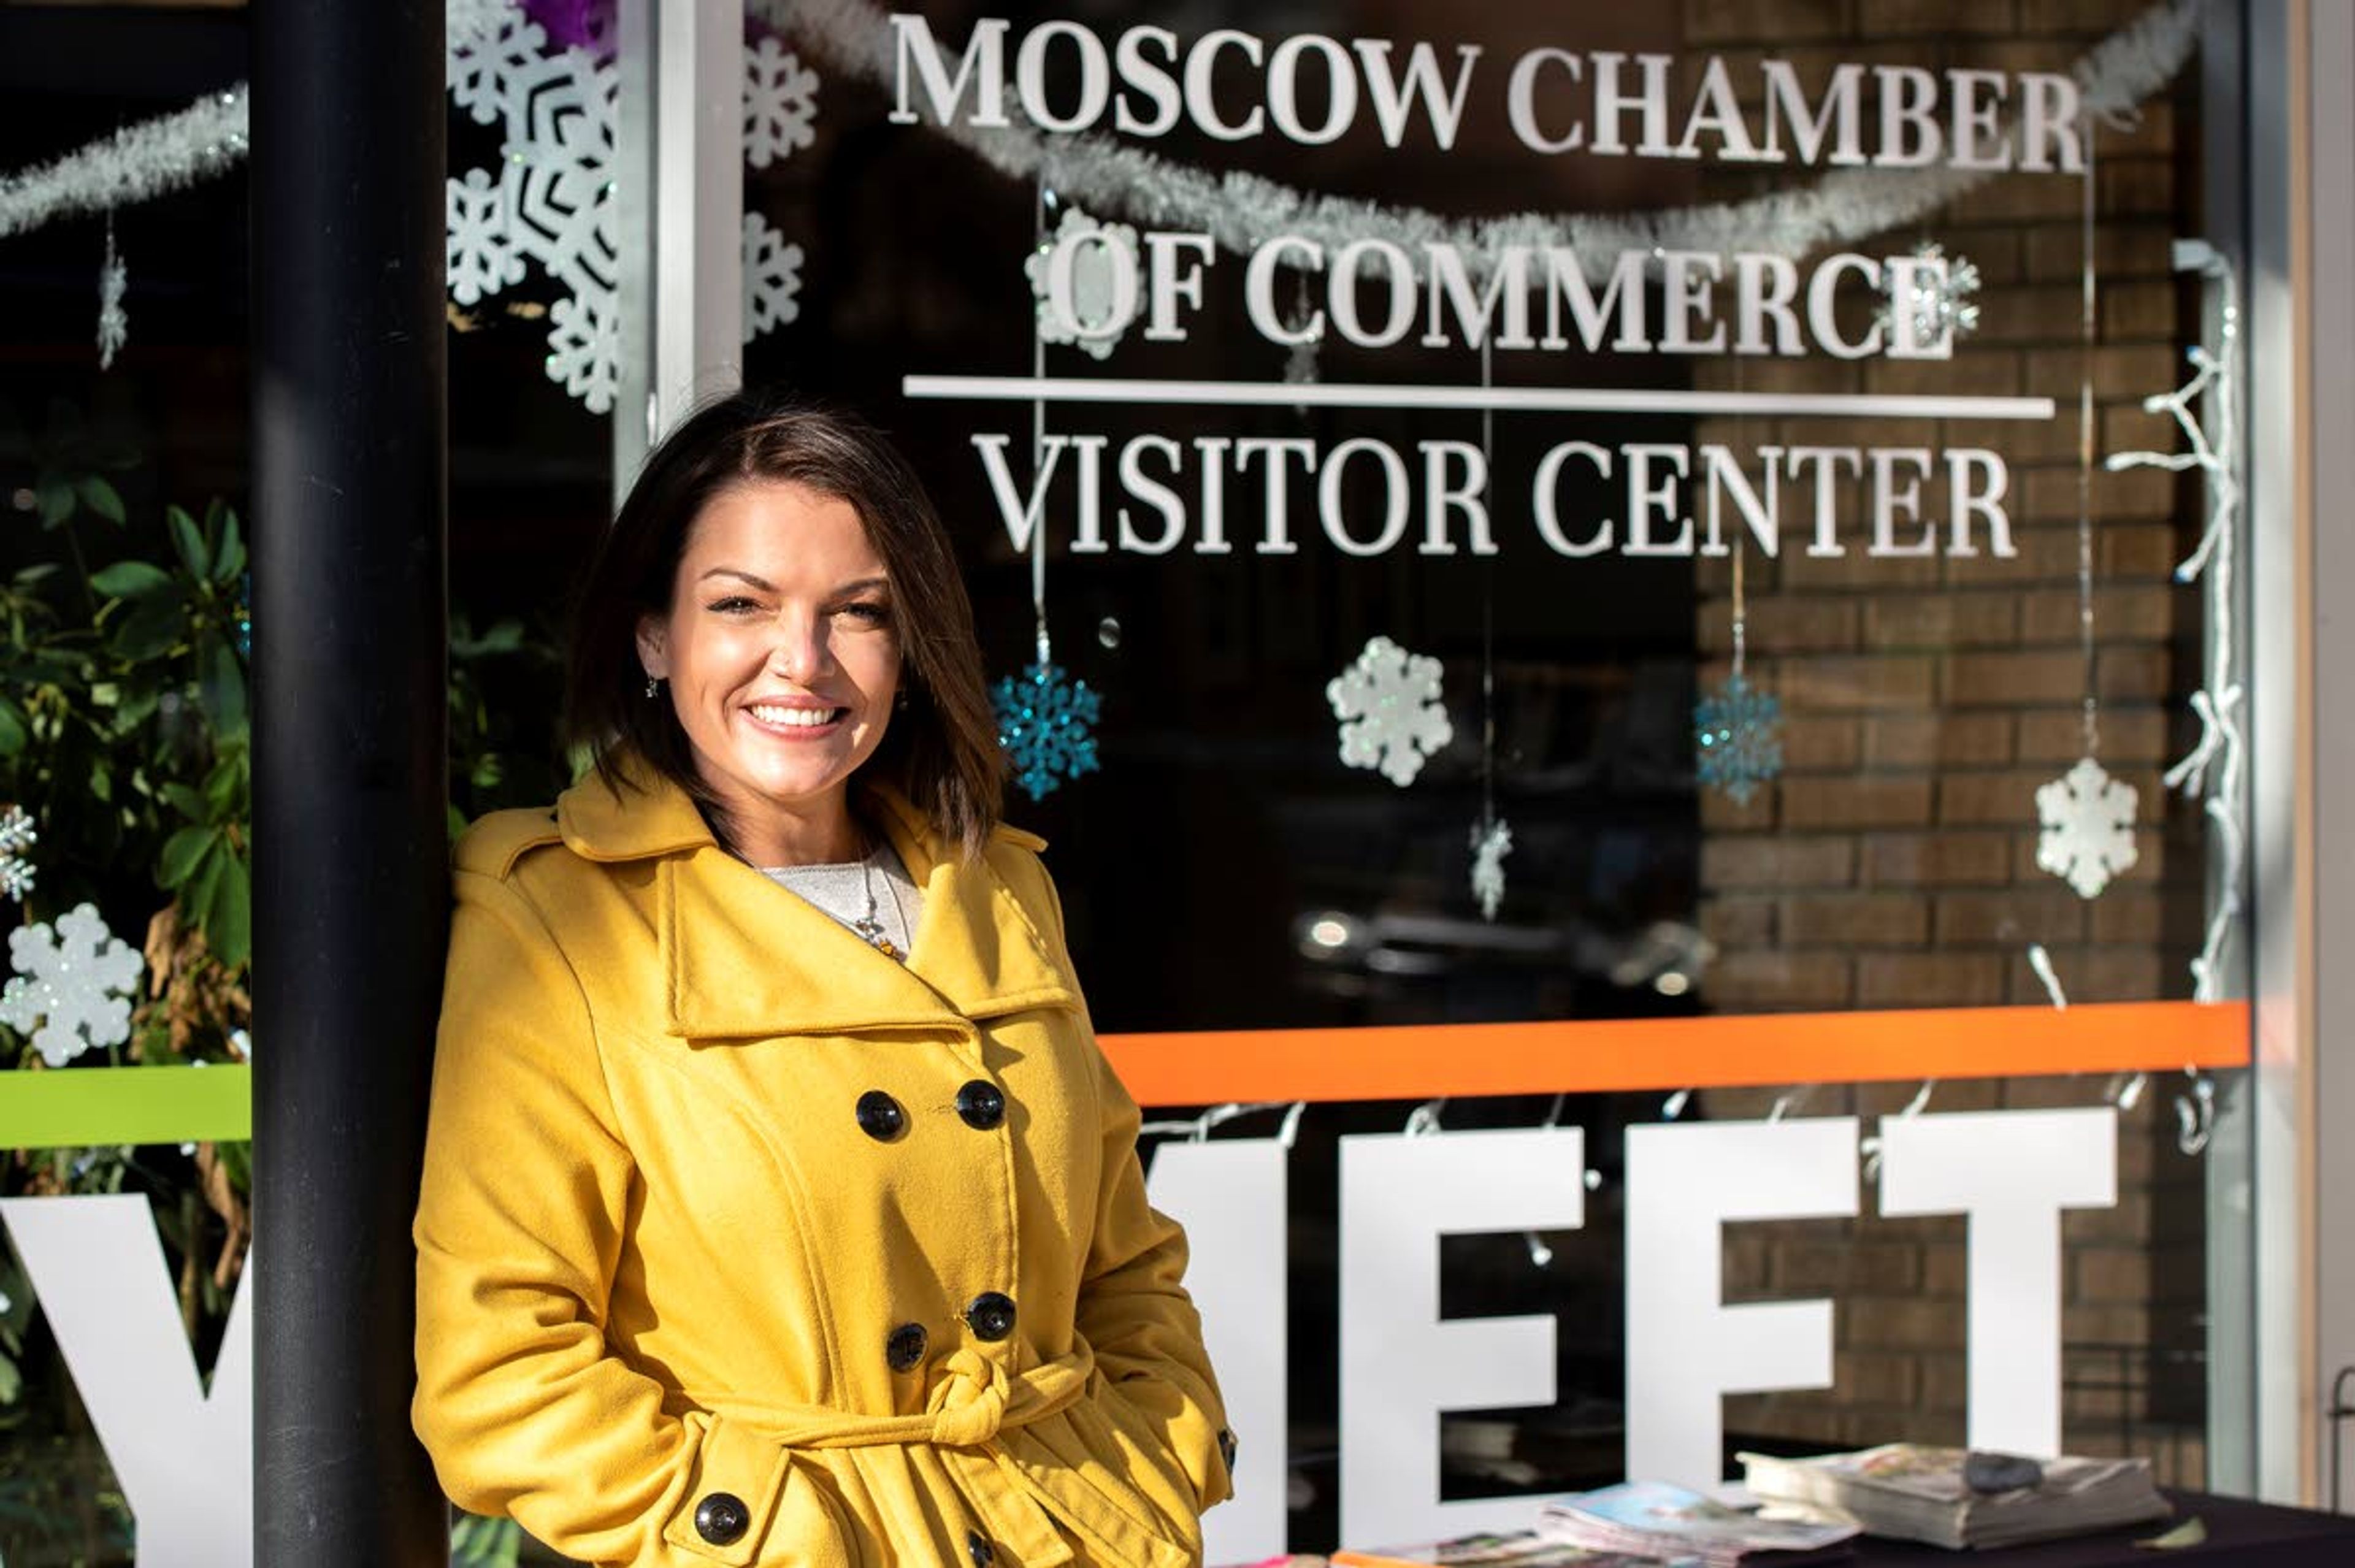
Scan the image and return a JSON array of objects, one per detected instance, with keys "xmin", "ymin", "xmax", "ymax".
[{"xmin": 902, "ymin": 375, "xmax": 2058, "ymax": 422}]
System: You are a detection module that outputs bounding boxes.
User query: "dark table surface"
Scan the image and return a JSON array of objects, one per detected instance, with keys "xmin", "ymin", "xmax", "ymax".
[{"xmin": 1844, "ymin": 1489, "xmax": 2355, "ymax": 1565}]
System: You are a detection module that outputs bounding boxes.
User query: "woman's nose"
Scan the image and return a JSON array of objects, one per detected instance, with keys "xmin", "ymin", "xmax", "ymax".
[{"xmin": 767, "ymin": 614, "xmax": 831, "ymax": 684}]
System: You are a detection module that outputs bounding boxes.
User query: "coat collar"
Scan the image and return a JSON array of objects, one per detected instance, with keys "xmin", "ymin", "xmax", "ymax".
[{"xmin": 557, "ymin": 758, "xmax": 1075, "ymax": 1039}]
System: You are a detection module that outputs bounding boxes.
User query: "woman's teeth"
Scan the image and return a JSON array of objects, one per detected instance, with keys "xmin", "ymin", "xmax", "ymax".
[{"xmin": 752, "ymin": 705, "xmax": 841, "ymax": 727}]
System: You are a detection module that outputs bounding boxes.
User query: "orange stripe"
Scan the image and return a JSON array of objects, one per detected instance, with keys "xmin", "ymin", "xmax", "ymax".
[{"xmin": 1099, "ymin": 1000, "xmax": 2249, "ymax": 1107}]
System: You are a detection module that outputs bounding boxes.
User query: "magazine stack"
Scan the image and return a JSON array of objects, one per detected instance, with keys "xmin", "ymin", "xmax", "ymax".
[
  {"xmin": 1533, "ymin": 1482, "xmax": 1859, "ymax": 1566},
  {"xmin": 1738, "ymin": 1445, "xmax": 2173, "ymax": 1550}
]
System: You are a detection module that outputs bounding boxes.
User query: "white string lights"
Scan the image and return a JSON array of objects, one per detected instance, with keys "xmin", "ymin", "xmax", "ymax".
[
  {"xmin": 2104, "ymin": 240, "xmax": 2242, "ymax": 1159},
  {"xmin": 2106, "ymin": 240, "xmax": 2244, "ymax": 1006}
]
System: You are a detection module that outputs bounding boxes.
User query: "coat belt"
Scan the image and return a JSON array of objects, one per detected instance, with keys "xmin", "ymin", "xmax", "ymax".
[
  {"xmin": 729, "ymin": 1343, "xmax": 1090, "ymax": 1450},
  {"xmin": 710, "ymin": 1344, "xmax": 1192, "ymax": 1568}
]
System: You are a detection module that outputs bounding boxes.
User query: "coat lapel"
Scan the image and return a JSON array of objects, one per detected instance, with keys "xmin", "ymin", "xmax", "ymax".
[{"xmin": 556, "ymin": 761, "xmax": 1077, "ymax": 1041}]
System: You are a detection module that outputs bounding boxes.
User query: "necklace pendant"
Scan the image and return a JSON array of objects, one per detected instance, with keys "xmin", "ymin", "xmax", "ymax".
[{"xmin": 851, "ymin": 913, "xmax": 902, "ymax": 962}]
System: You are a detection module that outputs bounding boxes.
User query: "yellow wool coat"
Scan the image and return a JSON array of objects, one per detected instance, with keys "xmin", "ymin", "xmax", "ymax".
[{"xmin": 412, "ymin": 763, "xmax": 1233, "ymax": 1568}]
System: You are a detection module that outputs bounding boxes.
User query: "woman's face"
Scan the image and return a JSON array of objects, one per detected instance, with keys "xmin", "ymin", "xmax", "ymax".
[{"xmin": 636, "ymin": 480, "xmax": 901, "ymax": 858}]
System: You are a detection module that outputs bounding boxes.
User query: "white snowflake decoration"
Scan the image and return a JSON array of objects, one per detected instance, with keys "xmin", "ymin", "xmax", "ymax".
[
  {"xmin": 743, "ymin": 36, "xmax": 819, "ymax": 168},
  {"xmin": 1, "ymin": 903, "xmax": 144, "ymax": 1067},
  {"xmin": 443, "ymin": 2, "xmax": 808, "ymax": 410},
  {"xmin": 0, "ymin": 805, "xmax": 34, "ymax": 902},
  {"xmin": 742, "ymin": 211, "xmax": 804, "ymax": 340},
  {"xmin": 1878, "ymin": 240, "xmax": 1982, "ymax": 347},
  {"xmin": 1025, "ymin": 204, "xmax": 1139, "ymax": 361},
  {"xmin": 1471, "ymin": 817, "xmax": 1513, "ymax": 920},
  {"xmin": 446, "ymin": 166, "xmax": 524, "ymax": 306},
  {"xmin": 1328, "ymin": 635, "xmax": 1452, "ymax": 787},
  {"xmin": 545, "ymin": 293, "xmax": 621, "ymax": 411},
  {"xmin": 445, "ymin": 0, "xmax": 511, "ymax": 54},
  {"xmin": 96, "ymin": 222, "xmax": 127, "ymax": 369},
  {"xmin": 2035, "ymin": 755, "xmax": 2140, "ymax": 899}
]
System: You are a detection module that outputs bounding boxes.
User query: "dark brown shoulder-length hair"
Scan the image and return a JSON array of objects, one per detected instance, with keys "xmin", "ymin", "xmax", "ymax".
[{"xmin": 564, "ymin": 388, "xmax": 1005, "ymax": 860}]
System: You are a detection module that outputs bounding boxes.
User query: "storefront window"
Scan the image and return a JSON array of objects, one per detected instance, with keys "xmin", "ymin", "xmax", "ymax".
[
  {"xmin": 0, "ymin": 0, "xmax": 2265, "ymax": 1559},
  {"xmin": 733, "ymin": 0, "xmax": 2248, "ymax": 1552}
]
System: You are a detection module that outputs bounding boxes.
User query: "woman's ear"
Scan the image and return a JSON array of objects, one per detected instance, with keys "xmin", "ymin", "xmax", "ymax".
[{"xmin": 634, "ymin": 614, "xmax": 668, "ymax": 681}]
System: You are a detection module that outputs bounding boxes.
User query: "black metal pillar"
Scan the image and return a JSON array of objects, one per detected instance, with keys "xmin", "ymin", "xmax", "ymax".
[{"xmin": 251, "ymin": 0, "xmax": 450, "ymax": 1559}]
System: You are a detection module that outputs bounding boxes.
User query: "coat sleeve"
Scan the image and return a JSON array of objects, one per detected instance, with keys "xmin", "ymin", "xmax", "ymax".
[
  {"xmin": 1023, "ymin": 851, "xmax": 1236, "ymax": 1514},
  {"xmin": 413, "ymin": 865, "xmax": 704, "ymax": 1563}
]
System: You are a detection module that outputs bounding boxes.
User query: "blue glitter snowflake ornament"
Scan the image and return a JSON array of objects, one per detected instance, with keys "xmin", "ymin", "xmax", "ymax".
[
  {"xmin": 993, "ymin": 660, "xmax": 1101, "ymax": 800},
  {"xmin": 1694, "ymin": 671, "xmax": 1783, "ymax": 805}
]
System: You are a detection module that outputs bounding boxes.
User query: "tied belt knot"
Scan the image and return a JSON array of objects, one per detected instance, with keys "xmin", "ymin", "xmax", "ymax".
[{"xmin": 924, "ymin": 1347, "xmax": 1011, "ymax": 1447}]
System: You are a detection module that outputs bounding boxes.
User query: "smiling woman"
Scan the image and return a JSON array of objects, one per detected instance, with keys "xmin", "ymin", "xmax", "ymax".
[
  {"xmin": 413, "ymin": 392, "xmax": 1236, "ymax": 1567},
  {"xmin": 633, "ymin": 483, "xmax": 905, "ymax": 867}
]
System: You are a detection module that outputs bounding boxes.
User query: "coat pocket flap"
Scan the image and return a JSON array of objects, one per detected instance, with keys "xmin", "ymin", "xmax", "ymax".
[{"xmin": 661, "ymin": 1414, "xmax": 789, "ymax": 1565}]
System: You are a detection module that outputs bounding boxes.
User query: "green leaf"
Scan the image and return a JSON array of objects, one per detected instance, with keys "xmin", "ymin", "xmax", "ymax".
[
  {"xmin": 0, "ymin": 702, "xmax": 23, "ymax": 757},
  {"xmin": 213, "ymin": 510, "xmax": 245, "ymax": 584},
  {"xmin": 185, "ymin": 847, "xmax": 225, "ymax": 931},
  {"xmin": 162, "ymin": 782, "xmax": 207, "ymax": 821},
  {"xmin": 110, "ymin": 594, "xmax": 185, "ymax": 661},
  {"xmin": 167, "ymin": 506, "xmax": 209, "ymax": 579},
  {"xmin": 89, "ymin": 560, "xmax": 172, "ymax": 600},
  {"xmin": 76, "ymin": 476, "xmax": 124, "ymax": 525},
  {"xmin": 204, "ymin": 751, "xmax": 245, "ymax": 815},
  {"xmin": 34, "ymin": 480, "xmax": 74, "ymax": 527},
  {"xmin": 208, "ymin": 853, "xmax": 251, "ymax": 971},
  {"xmin": 199, "ymin": 636, "xmax": 247, "ymax": 736},
  {"xmin": 159, "ymin": 825, "xmax": 219, "ymax": 889}
]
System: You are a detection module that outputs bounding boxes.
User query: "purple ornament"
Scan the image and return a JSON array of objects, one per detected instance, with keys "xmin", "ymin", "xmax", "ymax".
[{"xmin": 522, "ymin": 0, "xmax": 613, "ymax": 54}]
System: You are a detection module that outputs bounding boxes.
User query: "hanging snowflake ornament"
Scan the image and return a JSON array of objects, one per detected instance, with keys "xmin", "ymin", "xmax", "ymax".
[
  {"xmin": 1694, "ymin": 670, "xmax": 1784, "ymax": 805},
  {"xmin": 1470, "ymin": 817, "xmax": 1513, "ymax": 921},
  {"xmin": 1877, "ymin": 240, "xmax": 1982, "ymax": 348},
  {"xmin": 742, "ymin": 211, "xmax": 804, "ymax": 340},
  {"xmin": 96, "ymin": 218, "xmax": 127, "ymax": 369},
  {"xmin": 0, "ymin": 806, "xmax": 35, "ymax": 903},
  {"xmin": 1328, "ymin": 635, "xmax": 1452, "ymax": 787},
  {"xmin": 446, "ymin": 166, "xmax": 524, "ymax": 306},
  {"xmin": 1024, "ymin": 204, "xmax": 1139, "ymax": 362},
  {"xmin": 0, "ymin": 903, "xmax": 144, "ymax": 1067},
  {"xmin": 1282, "ymin": 274, "xmax": 1322, "ymax": 390},
  {"xmin": 743, "ymin": 36, "xmax": 819, "ymax": 168},
  {"xmin": 2036, "ymin": 755, "xmax": 2140, "ymax": 899},
  {"xmin": 993, "ymin": 660, "xmax": 1102, "ymax": 800}
]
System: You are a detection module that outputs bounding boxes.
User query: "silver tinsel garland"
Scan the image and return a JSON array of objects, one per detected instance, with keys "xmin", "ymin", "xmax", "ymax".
[
  {"xmin": 2, "ymin": 0, "xmax": 2202, "ymax": 277},
  {"xmin": 754, "ymin": 0, "xmax": 2205, "ymax": 283},
  {"xmin": 0, "ymin": 88, "xmax": 247, "ymax": 240}
]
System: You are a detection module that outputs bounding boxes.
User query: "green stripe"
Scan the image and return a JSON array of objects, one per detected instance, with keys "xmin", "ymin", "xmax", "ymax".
[{"xmin": 0, "ymin": 1065, "xmax": 253, "ymax": 1149}]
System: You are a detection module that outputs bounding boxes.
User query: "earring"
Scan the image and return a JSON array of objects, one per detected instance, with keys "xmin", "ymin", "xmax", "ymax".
[
  {"xmin": 645, "ymin": 676, "xmax": 661, "ymax": 698},
  {"xmin": 895, "ymin": 689, "xmax": 910, "ymax": 711}
]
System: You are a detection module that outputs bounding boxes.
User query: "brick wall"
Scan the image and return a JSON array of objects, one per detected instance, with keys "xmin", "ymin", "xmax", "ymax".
[{"xmin": 1678, "ymin": 0, "xmax": 2213, "ymax": 1482}]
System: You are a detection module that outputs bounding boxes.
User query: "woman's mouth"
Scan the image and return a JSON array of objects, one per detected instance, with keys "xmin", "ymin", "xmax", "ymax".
[{"xmin": 745, "ymin": 702, "xmax": 849, "ymax": 737}]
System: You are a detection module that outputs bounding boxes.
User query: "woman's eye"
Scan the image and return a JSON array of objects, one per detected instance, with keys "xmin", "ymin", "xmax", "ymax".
[
  {"xmin": 837, "ymin": 602, "xmax": 891, "ymax": 625},
  {"xmin": 706, "ymin": 596, "xmax": 759, "ymax": 614}
]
